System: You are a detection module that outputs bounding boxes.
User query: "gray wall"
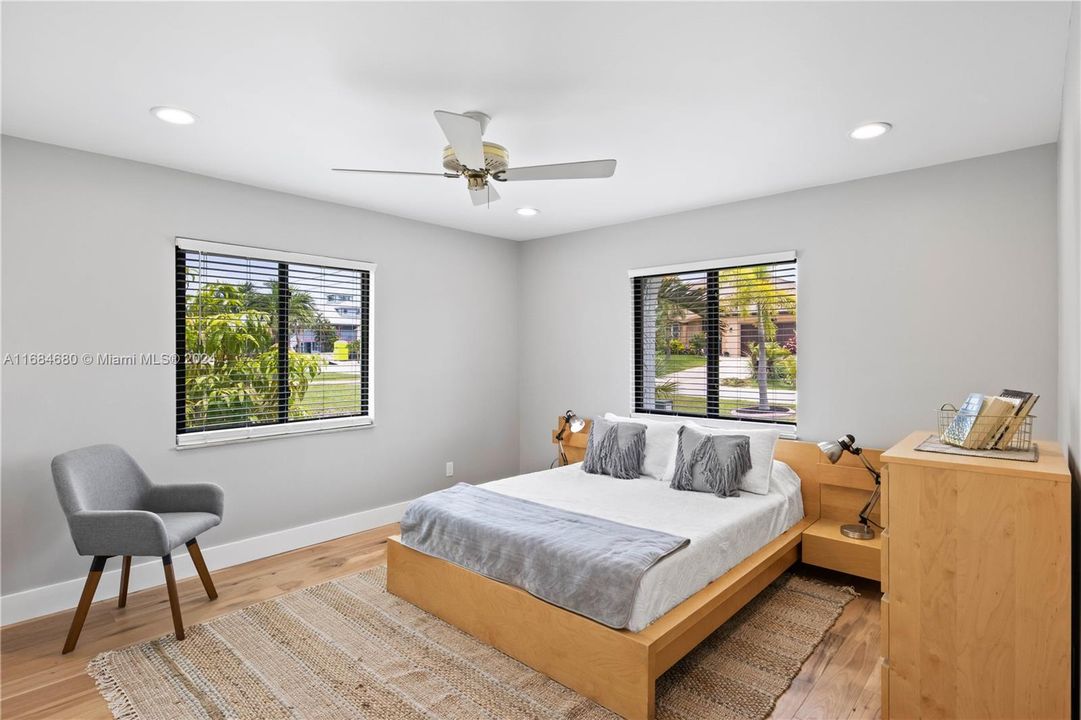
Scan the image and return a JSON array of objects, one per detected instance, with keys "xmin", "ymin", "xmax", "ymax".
[
  {"xmin": 1056, "ymin": 2, "xmax": 1080, "ymax": 705},
  {"xmin": 518, "ymin": 145, "xmax": 1060, "ymax": 471},
  {"xmin": 0, "ymin": 136, "xmax": 521, "ymax": 595}
]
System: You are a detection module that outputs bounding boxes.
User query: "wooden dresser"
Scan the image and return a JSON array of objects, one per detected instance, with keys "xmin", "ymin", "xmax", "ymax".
[{"xmin": 879, "ymin": 431, "xmax": 1071, "ymax": 720}]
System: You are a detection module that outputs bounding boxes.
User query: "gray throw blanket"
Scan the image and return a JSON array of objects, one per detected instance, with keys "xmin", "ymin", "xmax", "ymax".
[{"xmin": 400, "ymin": 483, "xmax": 690, "ymax": 629}]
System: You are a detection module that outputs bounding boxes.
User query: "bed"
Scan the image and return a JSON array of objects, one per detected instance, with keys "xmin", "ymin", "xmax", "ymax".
[
  {"xmin": 480, "ymin": 460, "xmax": 805, "ymax": 631},
  {"xmin": 387, "ymin": 419, "xmax": 832, "ymax": 720}
]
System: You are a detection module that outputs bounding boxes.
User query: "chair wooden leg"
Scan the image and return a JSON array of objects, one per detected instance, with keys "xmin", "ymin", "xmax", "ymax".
[
  {"xmin": 185, "ymin": 538, "xmax": 217, "ymax": 600},
  {"xmin": 162, "ymin": 554, "xmax": 185, "ymax": 641},
  {"xmin": 62, "ymin": 556, "xmax": 107, "ymax": 654},
  {"xmin": 118, "ymin": 556, "xmax": 132, "ymax": 608}
]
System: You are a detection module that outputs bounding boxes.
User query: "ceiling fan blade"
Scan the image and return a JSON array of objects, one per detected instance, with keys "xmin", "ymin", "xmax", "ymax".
[
  {"xmin": 469, "ymin": 183, "xmax": 501, "ymax": 207},
  {"xmin": 496, "ymin": 159, "xmax": 617, "ymax": 182},
  {"xmin": 332, "ymin": 168, "xmax": 456, "ymax": 177},
  {"xmin": 434, "ymin": 110, "xmax": 486, "ymax": 171}
]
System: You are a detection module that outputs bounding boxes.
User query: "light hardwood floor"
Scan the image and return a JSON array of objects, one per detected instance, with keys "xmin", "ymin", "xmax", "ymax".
[{"xmin": 0, "ymin": 526, "xmax": 882, "ymax": 720}]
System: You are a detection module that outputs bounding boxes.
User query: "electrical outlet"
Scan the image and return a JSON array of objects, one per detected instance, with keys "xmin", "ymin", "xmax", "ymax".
[{"xmin": 445, "ymin": 461, "xmax": 454, "ymax": 477}]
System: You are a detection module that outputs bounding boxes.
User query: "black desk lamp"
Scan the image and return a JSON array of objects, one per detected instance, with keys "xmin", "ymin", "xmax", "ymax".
[
  {"xmin": 554, "ymin": 410, "xmax": 586, "ymax": 467},
  {"xmin": 817, "ymin": 433, "xmax": 882, "ymax": 540}
]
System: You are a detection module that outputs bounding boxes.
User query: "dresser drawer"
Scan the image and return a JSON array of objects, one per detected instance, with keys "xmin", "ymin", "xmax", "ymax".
[
  {"xmin": 880, "ymin": 467, "xmax": 889, "ymax": 594},
  {"xmin": 880, "ymin": 466, "xmax": 889, "ymax": 527},
  {"xmin": 880, "ymin": 593, "xmax": 889, "ymax": 660},
  {"xmin": 880, "ymin": 529, "xmax": 889, "ymax": 594}
]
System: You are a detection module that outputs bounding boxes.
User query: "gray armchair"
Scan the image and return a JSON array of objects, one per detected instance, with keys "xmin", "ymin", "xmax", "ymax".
[{"xmin": 51, "ymin": 444, "xmax": 224, "ymax": 653}]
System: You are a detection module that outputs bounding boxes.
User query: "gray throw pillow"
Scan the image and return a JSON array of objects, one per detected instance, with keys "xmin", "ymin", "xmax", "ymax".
[
  {"xmin": 582, "ymin": 417, "xmax": 647, "ymax": 479},
  {"xmin": 670, "ymin": 425, "xmax": 751, "ymax": 498}
]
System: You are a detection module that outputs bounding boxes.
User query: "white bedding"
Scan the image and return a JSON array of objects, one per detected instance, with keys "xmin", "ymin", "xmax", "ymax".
[{"xmin": 482, "ymin": 460, "xmax": 804, "ymax": 631}]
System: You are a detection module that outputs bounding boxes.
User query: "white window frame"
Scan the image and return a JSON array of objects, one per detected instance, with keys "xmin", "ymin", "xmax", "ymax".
[{"xmin": 175, "ymin": 238, "xmax": 376, "ymax": 449}]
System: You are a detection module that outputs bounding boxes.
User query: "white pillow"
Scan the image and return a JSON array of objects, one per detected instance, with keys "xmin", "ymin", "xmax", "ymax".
[
  {"xmin": 603, "ymin": 413, "xmax": 684, "ymax": 482},
  {"xmin": 687, "ymin": 423, "xmax": 781, "ymax": 495},
  {"xmin": 769, "ymin": 459, "xmax": 801, "ymax": 496},
  {"xmin": 768, "ymin": 459, "xmax": 805, "ymax": 517}
]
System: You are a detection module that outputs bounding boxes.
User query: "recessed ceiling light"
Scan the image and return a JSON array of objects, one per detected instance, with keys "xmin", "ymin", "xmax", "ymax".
[
  {"xmin": 150, "ymin": 106, "xmax": 196, "ymax": 125},
  {"xmin": 849, "ymin": 122, "xmax": 892, "ymax": 140},
  {"xmin": 516, "ymin": 207, "xmax": 540, "ymax": 217}
]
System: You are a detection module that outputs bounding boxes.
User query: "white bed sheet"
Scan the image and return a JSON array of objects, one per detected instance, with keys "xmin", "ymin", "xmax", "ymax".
[{"xmin": 481, "ymin": 460, "xmax": 804, "ymax": 632}]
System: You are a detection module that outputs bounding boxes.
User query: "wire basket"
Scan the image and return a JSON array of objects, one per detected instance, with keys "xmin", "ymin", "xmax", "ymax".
[{"xmin": 937, "ymin": 404, "xmax": 1034, "ymax": 451}]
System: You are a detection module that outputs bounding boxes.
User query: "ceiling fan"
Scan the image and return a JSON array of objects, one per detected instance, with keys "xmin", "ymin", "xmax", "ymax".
[{"xmin": 333, "ymin": 110, "xmax": 617, "ymax": 207}]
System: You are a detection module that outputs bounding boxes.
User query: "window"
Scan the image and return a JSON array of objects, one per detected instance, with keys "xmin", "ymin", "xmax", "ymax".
[
  {"xmin": 176, "ymin": 238, "xmax": 375, "ymax": 447},
  {"xmin": 631, "ymin": 252, "xmax": 796, "ymax": 426}
]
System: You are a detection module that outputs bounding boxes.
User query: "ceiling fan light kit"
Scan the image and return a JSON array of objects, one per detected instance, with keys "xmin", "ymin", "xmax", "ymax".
[
  {"xmin": 333, "ymin": 109, "xmax": 617, "ymax": 207},
  {"xmin": 442, "ymin": 142, "xmax": 509, "ymax": 176}
]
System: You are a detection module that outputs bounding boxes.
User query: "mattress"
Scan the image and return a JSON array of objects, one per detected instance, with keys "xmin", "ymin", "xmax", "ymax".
[{"xmin": 481, "ymin": 460, "xmax": 804, "ymax": 632}]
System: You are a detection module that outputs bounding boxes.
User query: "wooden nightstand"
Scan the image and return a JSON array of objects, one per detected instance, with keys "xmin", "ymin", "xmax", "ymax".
[
  {"xmin": 801, "ymin": 516, "xmax": 882, "ymax": 581},
  {"xmin": 797, "ymin": 442, "xmax": 884, "ymax": 581}
]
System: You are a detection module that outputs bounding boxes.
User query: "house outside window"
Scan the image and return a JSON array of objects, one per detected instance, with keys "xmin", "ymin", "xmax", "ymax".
[
  {"xmin": 631, "ymin": 252, "xmax": 797, "ymax": 426},
  {"xmin": 175, "ymin": 238, "xmax": 375, "ymax": 446}
]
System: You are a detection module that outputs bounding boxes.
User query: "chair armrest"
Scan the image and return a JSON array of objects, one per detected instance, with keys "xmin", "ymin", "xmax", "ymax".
[
  {"xmin": 146, "ymin": 482, "xmax": 224, "ymax": 518},
  {"xmin": 67, "ymin": 510, "xmax": 170, "ymax": 557}
]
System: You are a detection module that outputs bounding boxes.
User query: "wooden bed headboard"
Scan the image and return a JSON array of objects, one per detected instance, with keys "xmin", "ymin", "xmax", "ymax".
[{"xmin": 552, "ymin": 417, "xmax": 882, "ymax": 524}]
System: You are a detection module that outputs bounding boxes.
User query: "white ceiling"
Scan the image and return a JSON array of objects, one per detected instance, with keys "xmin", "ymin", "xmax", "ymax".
[{"xmin": 2, "ymin": 2, "xmax": 1072, "ymax": 241}]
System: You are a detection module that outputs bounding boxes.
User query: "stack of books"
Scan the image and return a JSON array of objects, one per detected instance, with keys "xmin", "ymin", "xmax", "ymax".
[{"xmin": 941, "ymin": 389, "xmax": 1039, "ymax": 450}]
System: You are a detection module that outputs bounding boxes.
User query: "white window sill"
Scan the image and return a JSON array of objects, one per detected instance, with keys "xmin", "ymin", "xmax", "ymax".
[
  {"xmin": 630, "ymin": 411, "xmax": 797, "ymax": 439},
  {"xmin": 176, "ymin": 416, "xmax": 374, "ymax": 449}
]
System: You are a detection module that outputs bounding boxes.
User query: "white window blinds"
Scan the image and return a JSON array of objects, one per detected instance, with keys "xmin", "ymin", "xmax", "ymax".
[{"xmin": 176, "ymin": 238, "xmax": 374, "ymax": 446}]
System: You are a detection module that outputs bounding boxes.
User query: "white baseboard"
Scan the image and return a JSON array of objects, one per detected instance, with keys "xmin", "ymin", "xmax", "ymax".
[{"xmin": 0, "ymin": 499, "xmax": 411, "ymax": 626}]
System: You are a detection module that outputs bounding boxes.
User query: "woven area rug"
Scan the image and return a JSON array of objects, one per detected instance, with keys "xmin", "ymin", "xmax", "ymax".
[{"xmin": 89, "ymin": 566, "xmax": 855, "ymax": 720}]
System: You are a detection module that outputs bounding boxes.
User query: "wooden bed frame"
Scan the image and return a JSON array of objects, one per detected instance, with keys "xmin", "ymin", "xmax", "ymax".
[{"xmin": 387, "ymin": 418, "xmax": 878, "ymax": 720}]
